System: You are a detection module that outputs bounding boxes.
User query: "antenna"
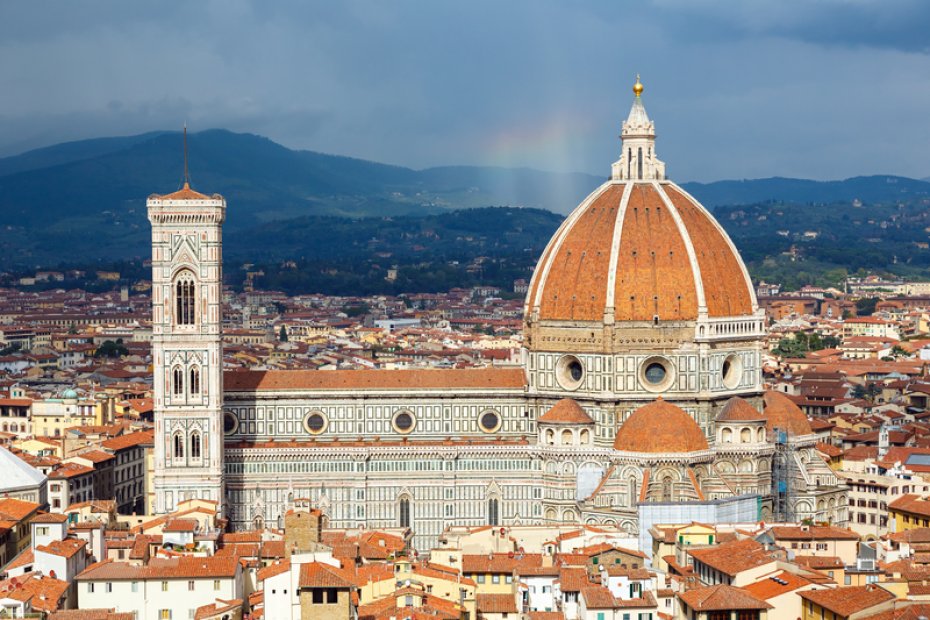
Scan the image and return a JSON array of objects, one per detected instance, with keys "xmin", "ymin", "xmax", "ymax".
[{"xmin": 183, "ymin": 123, "xmax": 190, "ymax": 188}]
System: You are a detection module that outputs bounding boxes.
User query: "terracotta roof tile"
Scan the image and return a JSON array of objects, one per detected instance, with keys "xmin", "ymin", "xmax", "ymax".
[
  {"xmin": 539, "ymin": 399, "xmax": 594, "ymax": 425},
  {"xmin": 665, "ymin": 185, "xmax": 754, "ymax": 317},
  {"xmin": 679, "ymin": 584, "xmax": 772, "ymax": 611},
  {"xmin": 614, "ymin": 399, "xmax": 708, "ymax": 453},
  {"xmin": 716, "ymin": 397, "xmax": 764, "ymax": 422},
  {"xmin": 299, "ymin": 562, "xmax": 357, "ymax": 589},
  {"xmin": 763, "ymin": 391, "xmax": 814, "ymax": 436},
  {"xmin": 613, "ymin": 184, "xmax": 699, "ymax": 322},
  {"xmin": 477, "ymin": 593, "xmax": 519, "ymax": 613},
  {"xmin": 224, "ymin": 367, "xmax": 526, "ymax": 392},
  {"xmin": 798, "ymin": 585, "xmax": 894, "ymax": 617},
  {"xmin": 687, "ymin": 539, "xmax": 775, "ymax": 577}
]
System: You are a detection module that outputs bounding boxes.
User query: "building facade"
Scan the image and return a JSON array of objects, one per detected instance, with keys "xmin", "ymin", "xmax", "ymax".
[{"xmin": 151, "ymin": 79, "xmax": 848, "ymax": 549}]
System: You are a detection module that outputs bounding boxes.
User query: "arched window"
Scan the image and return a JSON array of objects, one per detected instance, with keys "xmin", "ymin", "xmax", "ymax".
[
  {"xmin": 628, "ymin": 477, "xmax": 637, "ymax": 507},
  {"xmin": 190, "ymin": 431, "xmax": 201, "ymax": 460},
  {"xmin": 721, "ymin": 427, "xmax": 732, "ymax": 443},
  {"xmin": 488, "ymin": 498, "xmax": 499, "ymax": 526},
  {"xmin": 174, "ymin": 270, "xmax": 197, "ymax": 326},
  {"xmin": 740, "ymin": 428, "xmax": 752, "ymax": 443},
  {"xmin": 172, "ymin": 366, "xmax": 184, "ymax": 397},
  {"xmin": 637, "ymin": 147, "xmax": 643, "ymax": 179},
  {"xmin": 189, "ymin": 366, "xmax": 200, "ymax": 396},
  {"xmin": 561, "ymin": 429, "xmax": 573, "ymax": 445},
  {"xmin": 757, "ymin": 428, "xmax": 766, "ymax": 442},
  {"xmin": 399, "ymin": 497, "xmax": 411, "ymax": 528},
  {"xmin": 627, "ymin": 148, "xmax": 632, "ymax": 178},
  {"xmin": 545, "ymin": 429, "xmax": 555, "ymax": 445},
  {"xmin": 580, "ymin": 429, "xmax": 590, "ymax": 444},
  {"xmin": 173, "ymin": 433, "xmax": 184, "ymax": 460}
]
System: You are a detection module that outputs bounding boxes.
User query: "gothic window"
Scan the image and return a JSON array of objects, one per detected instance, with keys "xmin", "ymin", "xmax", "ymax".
[
  {"xmin": 488, "ymin": 498, "xmax": 500, "ymax": 526},
  {"xmin": 190, "ymin": 431, "xmax": 201, "ymax": 460},
  {"xmin": 174, "ymin": 270, "xmax": 197, "ymax": 326},
  {"xmin": 173, "ymin": 433, "xmax": 184, "ymax": 460},
  {"xmin": 189, "ymin": 366, "xmax": 200, "ymax": 396},
  {"xmin": 399, "ymin": 497, "xmax": 411, "ymax": 528},
  {"xmin": 172, "ymin": 366, "xmax": 184, "ymax": 397}
]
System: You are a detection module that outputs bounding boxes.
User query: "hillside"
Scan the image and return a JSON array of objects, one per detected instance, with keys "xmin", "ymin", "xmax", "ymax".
[{"xmin": 3, "ymin": 129, "xmax": 930, "ymax": 280}]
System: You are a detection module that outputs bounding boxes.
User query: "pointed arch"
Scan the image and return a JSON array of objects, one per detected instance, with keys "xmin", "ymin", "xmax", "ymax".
[
  {"xmin": 173, "ymin": 269, "xmax": 197, "ymax": 326},
  {"xmin": 189, "ymin": 365, "xmax": 200, "ymax": 397},
  {"xmin": 398, "ymin": 493, "xmax": 412, "ymax": 529},
  {"xmin": 172, "ymin": 365, "xmax": 184, "ymax": 397},
  {"xmin": 190, "ymin": 430, "xmax": 201, "ymax": 460},
  {"xmin": 488, "ymin": 497, "xmax": 500, "ymax": 526},
  {"xmin": 173, "ymin": 432, "xmax": 184, "ymax": 460}
]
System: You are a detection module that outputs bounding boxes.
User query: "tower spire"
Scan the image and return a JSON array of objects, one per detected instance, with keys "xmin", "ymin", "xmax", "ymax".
[
  {"xmin": 611, "ymin": 74, "xmax": 666, "ymax": 181},
  {"xmin": 183, "ymin": 123, "xmax": 190, "ymax": 189}
]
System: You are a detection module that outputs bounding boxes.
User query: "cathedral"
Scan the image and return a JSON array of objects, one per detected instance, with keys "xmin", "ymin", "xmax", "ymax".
[{"xmin": 149, "ymin": 78, "xmax": 847, "ymax": 550}]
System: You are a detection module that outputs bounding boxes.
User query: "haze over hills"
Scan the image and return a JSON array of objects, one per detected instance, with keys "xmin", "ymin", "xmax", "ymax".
[{"xmin": 2, "ymin": 129, "xmax": 930, "ymax": 270}]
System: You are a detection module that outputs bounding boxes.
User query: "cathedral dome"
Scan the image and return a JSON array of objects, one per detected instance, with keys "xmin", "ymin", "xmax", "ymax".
[
  {"xmin": 613, "ymin": 398, "xmax": 708, "ymax": 453},
  {"xmin": 524, "ymin": 78, "xmax": 756, "ymax": 336},
  {"xmin": 538, "ymin": 399, "xmax": 594, "ymax": 425},
  {"xmin": 716, "ymin": 397, "xmax": 764, "ymax": 422},
  {"xmin": 763, "ymin": 391, "xmax": 813, "ymax": 436},
  {"xmin": 525, "ymin": 182, "xmax": 754, "ymax": 325}
]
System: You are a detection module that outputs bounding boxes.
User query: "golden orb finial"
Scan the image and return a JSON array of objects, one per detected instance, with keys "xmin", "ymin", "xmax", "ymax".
[{"xmin": 633, "ymin": 74, "xmax": 644, "ymax": 97}]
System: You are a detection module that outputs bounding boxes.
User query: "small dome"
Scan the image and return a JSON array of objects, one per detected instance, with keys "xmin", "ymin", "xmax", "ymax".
[
  {"xmin": 62, "ymin": 389, "xmax": 78, "ymax": 400},
  {"xmin": 538, "ymin": 399, "xmax": 594, "ymax": 425},
  {"xmin": 716, "ymin": 397, "xmax": 764, "ymax": 422},
  {"xmin": 763, "ymin": 391, "xmax": 813, "ymax": 436},
  {"xmin": 613, "ymin": 399, "xmax": 709, "ymax": 453}
]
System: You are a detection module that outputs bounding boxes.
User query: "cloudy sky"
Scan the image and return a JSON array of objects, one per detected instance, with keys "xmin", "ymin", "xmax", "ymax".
[{"xmin": 1, "ymin": 0, "xmax": 928, "ymax": 182}]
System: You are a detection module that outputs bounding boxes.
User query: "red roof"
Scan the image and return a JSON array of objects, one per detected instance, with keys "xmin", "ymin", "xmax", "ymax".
[
  {"xmin": 539, "ymin": 399, "xmax": 594, "ymax": 424},
  {"xmin": 224, "ymin": 367, "xmax": 526, "ymax": 392}
]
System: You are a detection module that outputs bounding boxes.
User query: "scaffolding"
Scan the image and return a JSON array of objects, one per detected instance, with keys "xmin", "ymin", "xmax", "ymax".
[{"xmin": 771, "ymin": 428, "xmax": 794, "ymax": 522}]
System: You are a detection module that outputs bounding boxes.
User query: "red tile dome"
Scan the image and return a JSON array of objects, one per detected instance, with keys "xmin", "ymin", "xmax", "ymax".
[
  {"xmin": 525, "ymin": 181, "xmax": 755, "ymax": 325},
  {"xmin": 763, "ymin": 391, "xmax": 813, "ymax": 437},
  {"xmin": 716, "ymin": 397, "xmax": 765, "ymax": 422},
  {"xmin": 538, "ymin": 399, "xmax": 594, "ymax": 425},
  {"xmin": 613, "ymin": 398, "xmax": 709, "ymax": 453}
]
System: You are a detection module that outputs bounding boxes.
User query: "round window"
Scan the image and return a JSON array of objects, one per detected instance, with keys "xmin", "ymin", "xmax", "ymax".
[
  {"xmin": 303, "ymin": 411, "xmax": 328, "ymax": 435},
  {"xmin": 639, "ymin": 357, "xmax": 675, "ymax": 392},
  {"xmin": 479, "ymin": 410, "xmax": 501, "ymax": 433},
  {"xmin": 556, "ymin": 355, "xmax": 585, "ymax": 390},
  {"xmin": 644, "ymin": 362, "xmax": 667, "ymax": 385},
  {"xmin": 393, "ymin": 411, "xmax": 415, "ymax": 434},
  {"xmin": 569, "ymin": 360, "xmax": 583, "ymax": 381},
  {"xmin": 223, "ymin": 411, "xmax": 238, "ymax": 436},
  {"xmin": 722, "ymin": 354, "xmax": 743, "ymax": 389}
]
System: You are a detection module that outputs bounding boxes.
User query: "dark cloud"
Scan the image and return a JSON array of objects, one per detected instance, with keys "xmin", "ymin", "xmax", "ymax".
[{"xmin": 0, "ymin": 0, "xmax": 928, "ymax": 182}]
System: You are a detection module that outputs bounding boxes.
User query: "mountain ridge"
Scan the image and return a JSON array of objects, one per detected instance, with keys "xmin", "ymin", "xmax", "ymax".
[{"xmin": 2, "ymin": 129, "xmax": 930, "ymax": 268}]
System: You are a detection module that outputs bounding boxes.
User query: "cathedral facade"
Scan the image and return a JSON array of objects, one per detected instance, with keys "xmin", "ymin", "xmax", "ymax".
[{"xmin": 150, "ymin": 79, "xmax": 847, "ymax": 550}]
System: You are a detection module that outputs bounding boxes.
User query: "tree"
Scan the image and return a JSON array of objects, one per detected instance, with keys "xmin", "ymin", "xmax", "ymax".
[
  {"xmin": 279, "ymin": 325, "xmax": 288, "ymax": 342},
  {"xmin": 94, "ymin": 339, "xmax": 129, "ymax": 358}
]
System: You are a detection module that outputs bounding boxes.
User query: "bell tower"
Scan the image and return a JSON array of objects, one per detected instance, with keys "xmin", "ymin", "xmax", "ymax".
[{"xmin": 148, "ymin": 130, "xmax": 226, "ymax": 514}]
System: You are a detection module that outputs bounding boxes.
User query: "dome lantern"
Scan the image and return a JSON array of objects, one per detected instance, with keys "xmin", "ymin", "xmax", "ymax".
[{"xmin": 612, "ymin": 75, "xmax": 665, "ymax": 181}]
